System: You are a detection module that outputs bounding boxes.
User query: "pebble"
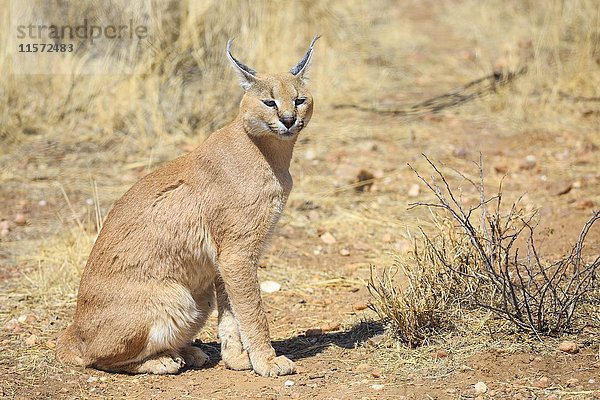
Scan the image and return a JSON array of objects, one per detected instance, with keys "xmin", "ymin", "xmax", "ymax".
[
  {"xmin": 431, "ymin": 350, "xmax": 448, "ymax": 359},
  {"xmin": 305, "ymin": 328, "xmax": 323, "ymax": 337},
  {"xmin": 284, "ymin": 380, "xmax": 295, "ymax": 387},
  {"xmin": 320, "ymin": 232, "xmax": 337, "ymax": 244},
  {"xmin": 86, "ymin": 376, "xmax": 98, "ymax": 383},
  {"xmin": 4, "ymin": 318, "xmax": 19, "ymax": 331},
  {"xmin": 14, "ymin": 213, "xmax": 27, "ymax": 226},
  {"xmin": 371, "ymin": 384, "xmax": 385, "ymax": 390},
  {"xmin": 320, "ymin": 322, "xmax": 340, "ymax": 332},
  {"xmin": 407, "ymin": 183, "xmax": 420, "ymax": 198},
  {"xmin": 353, "ymin": 302, "xmax": 369, "ymax": 311},
  {"xmin": 304, "ymin": 149, "xmax": 317, "ymax": 161},
  {"xmin": 371, "ymin": 369, "xmax": 382, "ymax": 378},
  {"xmin": 558, "ymin": 341, "xmax": 579, "ymax": 354},
  {"xmin": 535, "ymin": 376, "xmax": 549, "ymax": 389},
  {"xmin": 367, "ymin": 334, "xmax": 386, "ymax": 347},
  {"xmin": 520, "ymin": 155, "xmax": 537, "ymax": 170},
  {"xmin": 25, "ymin": 334, "xmax": 38, "ymax": 346},
  {"xmin": 355, "ymin": 169, "xmax": 375, "ymax": 192},
  {"xmin": 453, "ymin": 147, "xmax": 467, "ymax": 158},
  {"xmin": 339, "ymin": 248, "xmax": 350, "ymax": 256},
  {"xmin": 566, "ymin": 378, "xmax": 579, "ymax": 386},
  {"xmin": 38, "ymin": 200, "xmax": 48, "ymax": 206},
  {"xmin": 574, "ymin": 199, "xmax": 595, "ymax": 210},
  {"xmin": 308, "ymin": 210, "xmax": 320, "ymax": 221},
  {"xmin": 494, "ymin": 163, "xmax": 508, "ymax": 174},
  {"xmin": 474, "ymin": 381, "xmax": 487, "ymax": 394},
  {"xmin": 17, "ymin": 314, "xmax": 36, "ymax": 324},
  {"xmin": 260, "ymin": 281, "xmax": 281, "ymax": 293}
]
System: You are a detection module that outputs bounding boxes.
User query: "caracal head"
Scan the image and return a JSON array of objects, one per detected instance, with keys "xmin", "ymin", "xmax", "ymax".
[{"xmin": 227, "ymin": 36, "xmax": 319, "ymax": 140}]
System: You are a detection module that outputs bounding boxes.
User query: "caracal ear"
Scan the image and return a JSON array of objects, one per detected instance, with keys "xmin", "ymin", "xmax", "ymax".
[
  {"xmin": 226, "ymin": 38, "xmax": 258, "ymax": 90},
  {"xmin": 289, "ymin": 35, "xmax": 321, "ymax": 80}
]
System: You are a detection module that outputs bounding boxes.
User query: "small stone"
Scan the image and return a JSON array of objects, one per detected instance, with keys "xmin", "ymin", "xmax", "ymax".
[
  {"xmin": 320, "ymin": 322, "xmax": 340, "ymax": 332},
  {"xmin": 308, "ymin": 210, "xmax": 320, "ymax": 221},
  {"xmin": 320, "ymin": 232, "xmax": 336, "ymax": 244},
  {"xmin": 566, "ymin": 378, "xmax": 579, "ymax": 386},
  {"xmin": 555, "ymin": 182, "xmax": 572, "ymax": 196},
  {"xmin": 260, "ymin": 281, "xmax": 281, "ymax": 293},
  {"xmin": 284, "ymin": 380, "xmax": 295, "ymax": 387},
  {"xmin": 382, "ymin": 233, "xmax": 394, "ymax": 243},
  {"xmin": 85, "ymin": 198, "xmax": 94, "ymax": 206},
  {"xmin": 574, "ymin": 200, "xmax": 595, "ymax": 210},
  {"xmin": 304, "ymin": 149, "xmax": 317, "ymax": 161},
  {"xmin": 339, "ymin": 248, "xmax": 350, "ymax": 256},
  {"xmin": 356, "ymin": 363, "xmax": 371, "ymax": 372},
  {"xmin": 453, "ymin": 147, "xmax": 467, "ymax": 158},
  {"xmin": 305, "ymin": 328, "xmax": 323, "ymax": 337},
  {"xmin": 18, "ymin": 314, "xmax": 36, "ymax": 324},
  {"xmin": 323, "ymin": 298, "xmax": 333, "ymax": 306},
  {"xmin": 353, "ymin": 302, "xmax": 368, "ymax": 311},
  {"xmin": 367, "ymin": 334, "xmax": 386, "ymax": 347},
  {"xmin": 4, "ymin": 318, "xmax": 19, "ymax": 331},
  {"xmin": 520, "ymin": 155, "xmax": 537, "ymax": 170},
  {"xmin": 38, "ymin": 200, "xmax": 48, "ymax": 206},
  {"xmin": 360, "ymin": 141, "xmax": 378, "ymax": 152},
  {"xmin": 589, "ymin": 378, "xmax": 596, "ymax": 384},
  {"xmin": 24, "ymin": 334, "xmax": 38, "ymax": 346},
  {"xmin": 407, "ymin": 183, "xmax": 420, "ymax": 198},
  {"xmin": 558, "ymin": 341, "xmax": 579, "ymax": 354},
  {"xmin": 474, "ymin": 381, "xmax": 487, "ymax": 394},
  {"xmin": 535, "ymin": 376, "xmax": 549, "ymax": 389},
  {"xmin": 494, "ymin": 163, "xmax": 508, "ymax": 174},
  {"xmin": 355, "ymin": 169, "xmax": 375, "ymax": 192},
  {"xmin": 371, "ymin": 369, "xmax": 382, "ymax": 378},
  {"xmin": 371, "ymin": 384, "xmax": 385, "ymax": 390},
  {"xmin": 431, "ymin": 350, "xmax": 448, "ymax": 359},
  {"xmin": 86, "ymin": 376, "xmax": 98, "ymax": 383},
  {"xmin": 14, "ymin": 213, "xmax": 26, "ymax": 226}
]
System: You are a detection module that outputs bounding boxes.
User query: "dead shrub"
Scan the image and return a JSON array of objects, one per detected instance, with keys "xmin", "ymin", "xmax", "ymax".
[{"xmin": 369, "ymin": 155, "xmax": 599, "ymax": 343}]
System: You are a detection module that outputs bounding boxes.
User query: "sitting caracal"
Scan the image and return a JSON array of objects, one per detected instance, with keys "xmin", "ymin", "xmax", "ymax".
[{"xmin": 56, "ymin": 36, "xmax": 319, "ymax": 377}]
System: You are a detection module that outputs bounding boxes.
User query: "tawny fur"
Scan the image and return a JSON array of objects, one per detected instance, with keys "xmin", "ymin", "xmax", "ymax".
[{"xmin": 56, "ymin": 37, "xmax": 318, "ymax": 377}]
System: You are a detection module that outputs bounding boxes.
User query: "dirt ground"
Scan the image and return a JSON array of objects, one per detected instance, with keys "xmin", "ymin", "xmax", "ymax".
[{"xmin": 1, "ymin": 1, "xmax": 599, "ymax": 399}]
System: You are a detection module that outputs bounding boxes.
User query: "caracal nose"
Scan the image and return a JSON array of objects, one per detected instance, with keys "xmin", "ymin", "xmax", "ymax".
[{"xmin": 280, "ymin": 116, "xmax": 296, "ymax": 129}]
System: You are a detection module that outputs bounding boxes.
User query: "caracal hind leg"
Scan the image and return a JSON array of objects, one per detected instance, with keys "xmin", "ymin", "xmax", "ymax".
[
  {"xmin": 180, "ymin": 345, "xmax": 210, "ymax": 368},
  {"xmin": 113, "ymin": 352, "xmax": 185, "ymax": 375},
  {"xmin": 215, "ymin": 274, "xmax": 252, "ymax": 370},
  {"xmin": 217, "ymin": 252, "xmax": 295, "ymax": 377},
  {"xmin": 179, "ymin": 279, "xmax": 216, "ymax": 369}
]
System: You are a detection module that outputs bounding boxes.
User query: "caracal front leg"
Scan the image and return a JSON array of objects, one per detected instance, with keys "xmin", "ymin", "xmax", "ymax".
[
  {"xmin": 215, "ymin": 274, "xmax": 252, "ymax": 371},
  {"xmin": 217, "ymin": 251, "xmax": 295, "ymax": 377}
]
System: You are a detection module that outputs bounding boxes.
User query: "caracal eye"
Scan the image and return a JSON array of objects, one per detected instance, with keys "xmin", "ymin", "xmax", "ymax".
[
  {"xmin": 262, "ymin": 99, "xmax": 277, "ymax": 108},
  {"xmin": 294, "ymin": 97, "xmax": 306, "ymax": 106}
]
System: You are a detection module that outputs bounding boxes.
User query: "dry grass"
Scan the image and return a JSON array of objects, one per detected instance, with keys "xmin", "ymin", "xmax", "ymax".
[{"xmin": 0, "ymin": 1, "xmax": 599, "ymax": 396}]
